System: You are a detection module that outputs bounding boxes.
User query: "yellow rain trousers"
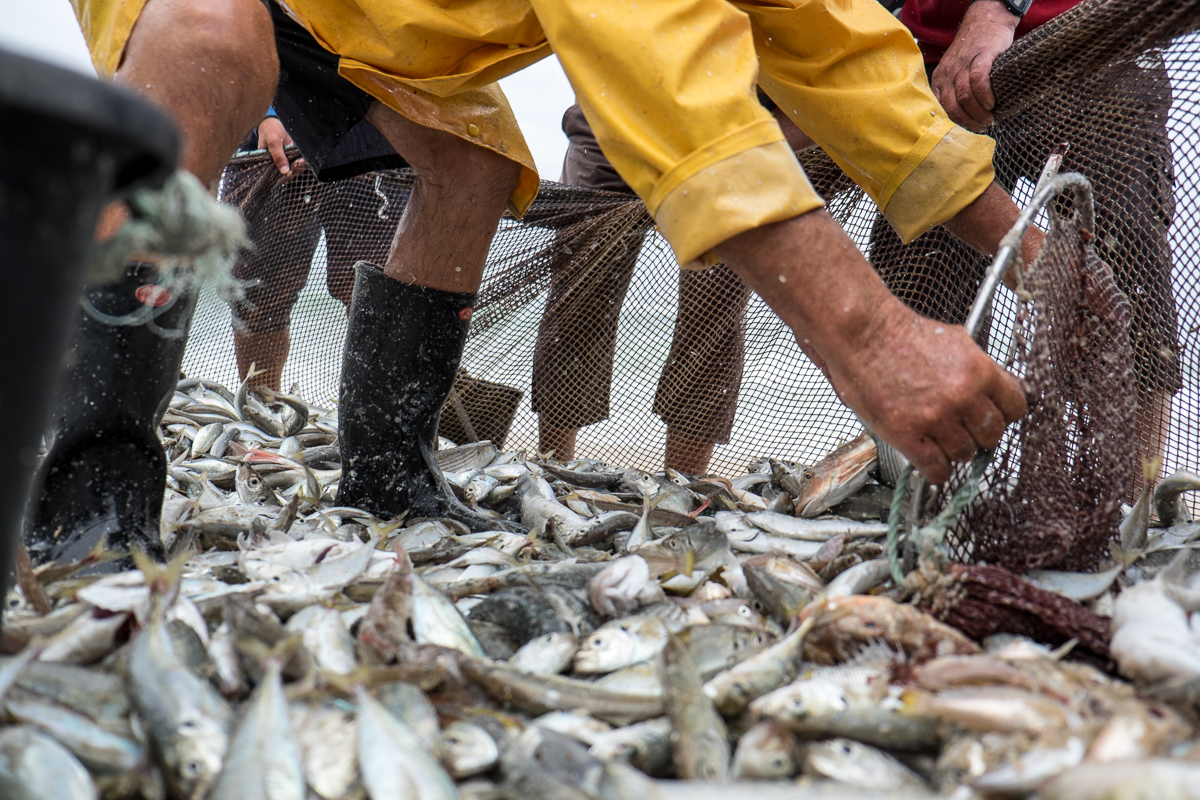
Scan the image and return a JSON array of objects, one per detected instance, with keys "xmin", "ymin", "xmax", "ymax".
[{"xmin": 73, "ymin": 0, "xmax": 996, "ymax": 267}]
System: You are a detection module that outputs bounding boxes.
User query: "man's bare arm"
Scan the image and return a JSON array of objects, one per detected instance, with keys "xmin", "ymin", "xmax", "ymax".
[{"xmin": 930, "ymin": 0, "xmax": 1020, "ymax": 131}]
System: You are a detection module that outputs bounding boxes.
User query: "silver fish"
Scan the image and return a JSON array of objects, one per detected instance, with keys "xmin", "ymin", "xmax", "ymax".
[
  {"xmin": 209, "ymin": 659, "xmax": 305, "ymax": 800},
  {"xmin": 0, "ymin": 726, "xmax": 97, "ymax": 800},
  {"xmin": 438, "ymin": 721, "xmax": 500, "ymax": 779},
  {"xmin": 355, "ymin": 685, "xmax": 461, "ymax": 800},
  {"xmin": 125, "ymin": 609, "xmax": 232, "ymax": 800},
  {"xmin": 803, "ymin": 738, "xmax": 927, "ymax": 791}
]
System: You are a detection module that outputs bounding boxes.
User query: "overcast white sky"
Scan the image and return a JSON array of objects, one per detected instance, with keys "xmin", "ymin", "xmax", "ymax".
[{"xmin": 0, "ymin": 0, "xmax": 574, "ymax": 177}]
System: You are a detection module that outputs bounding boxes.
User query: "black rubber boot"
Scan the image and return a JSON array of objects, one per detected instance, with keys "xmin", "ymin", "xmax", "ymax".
[
  {"xmin": 0, "ymin": 48, "xmax": 177, "ymax": 584},
  {"xmin": 24, "ymin": 266, "xmax": 197, "ymax": 566},
  {"xmin": 337, "ymin": 262, "xmax": 515, "ymax": 531}
]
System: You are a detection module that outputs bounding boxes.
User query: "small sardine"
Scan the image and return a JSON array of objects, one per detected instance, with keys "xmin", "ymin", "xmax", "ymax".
[
  {"xmin": 660, "ymin": 634, "xmax": 728, "ymax": 782},
  {"xmin": 803, "ymin": 737, "xmax": 926, "ymax": 791},
  {"xmin": 791, "ymin": 434, "xmax": 878, "ymax": 517},
  {"xmin": 209, "ymin": 659, "xmax": 305, "ymax": 800},
  {"xmin": 510, "ymin": 632, "xmax": 578, "ymax": 675},
  {"xmin": 438, "ymin": 721, "xmax": 499, "ymax": 779},
  {"xmin": 355, "ymin": 685, "xmax": 461, "ymax": 800},
  {"xmin": 574, "ymin": 616, "xmax": 670, "ymax": 675},
  {"xmin": 730, "ymin": 719, "xmax": 801, "ymax": 780},
  {"xmin": 0, "ymin": 725, "xmax": 97, "ymax": 800}
]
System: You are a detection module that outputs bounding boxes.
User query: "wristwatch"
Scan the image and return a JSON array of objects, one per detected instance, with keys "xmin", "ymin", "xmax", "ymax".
[{"xmin": 975, "ymin": 0, "xmax": 1033, "ymax": 17}]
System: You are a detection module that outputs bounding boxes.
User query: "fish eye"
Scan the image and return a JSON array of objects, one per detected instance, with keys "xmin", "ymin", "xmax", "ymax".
[
  {"xmin": 590, "ymin": 636, "xmax": 605, "ymax": 648},
  {"xmin": 838, "ymin": 742, "xmax": 853, "ymax": 755},
  {"xmin": 738, "ymin": 605, "xmax": 752, "ymax": 617},
  {"xmin": 770, "ymin": 755, "xmax": 787, "ymax": 769},
  {"xmin": 446, "ymin": 736, "xmax": 462, "ymax": 745},
  {"xmin": 182, "ymin": 760, "xmax": 204, "ymax": 778},
  {"xmin": 754, "ymin": 634, "xmax": 766, "ymax": 644},
  {"xmin": 667, "ymin": 539, "xmax": 680, "ymax": 549},
  {"xmin": 803, "ymin": 472, "xmax": 814, "ymax": 481}
]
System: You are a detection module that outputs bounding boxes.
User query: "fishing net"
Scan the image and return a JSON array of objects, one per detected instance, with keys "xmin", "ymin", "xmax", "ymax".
[{"xmin": 182, "ymin": 0, "xmax": 1200, "ymax": 571}]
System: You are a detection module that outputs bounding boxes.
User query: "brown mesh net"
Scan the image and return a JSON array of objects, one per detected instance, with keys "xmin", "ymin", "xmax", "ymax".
[{"xmin": 183, "ymin": 0, "xmax": 1200, "ymax": 570}]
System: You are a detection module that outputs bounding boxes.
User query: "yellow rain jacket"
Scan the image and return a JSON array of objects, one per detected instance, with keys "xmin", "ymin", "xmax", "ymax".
[{"xmin": 73, "ymin": 0, "xmax": 995, "ymax": 267}]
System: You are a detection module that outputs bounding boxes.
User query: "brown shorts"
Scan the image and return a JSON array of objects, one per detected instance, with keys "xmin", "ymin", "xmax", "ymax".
[
  {"xmin": 870, "ymin": 58, "xmax": 1181, "ymax": 394},
  {"xmin": 223, "ymin": 161, "xmax": 407, "ymax": 334},
  {"xmin": 531, "ymin": 105, "xmax": 752, "ymax": 443}
]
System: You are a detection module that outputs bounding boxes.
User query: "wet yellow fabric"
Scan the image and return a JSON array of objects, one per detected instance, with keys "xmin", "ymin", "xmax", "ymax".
[
  {"xmin": 73, "ymin": 0, "xmax": 996, "ymax": 264},
  {"xmin": 70, "ymin": 0, "xmax": 149, "ymax": 80}
]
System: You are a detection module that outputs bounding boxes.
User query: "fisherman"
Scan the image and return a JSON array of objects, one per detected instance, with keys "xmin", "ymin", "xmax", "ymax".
[
  {"xmin": 36, "ymin": 0, "xmax": 1035, "ymax": 562},
  {"xmin": 534, "ymin": 97, "xmax": 816, "ymax": 475},
  {"xmin": 881, "ymin": 0, "xmax": 1181, "ymax": 482}
]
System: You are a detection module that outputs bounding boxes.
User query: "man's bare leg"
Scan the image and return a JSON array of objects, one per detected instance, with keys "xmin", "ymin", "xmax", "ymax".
[
  {"xmin": 364, "ymin": 105, "xmax": 521, "ymax": 292},
  {"xmin": 335, "ymin": 102, "xmax": 523, "ymax": 525},
  {"xmin": 234, "ymin": 327, "xmax": 289, "ymax": 390},
  {"xmin": 665, "ymin": 430, "xmax": 715, "ymax": 476},
  {"xmin": 540, "ymin": 427, "xmax": 578, "ymax": 462},
  {"xmin": 715, "ymin": 209, "xmax": 1027, "ymax": 485}
]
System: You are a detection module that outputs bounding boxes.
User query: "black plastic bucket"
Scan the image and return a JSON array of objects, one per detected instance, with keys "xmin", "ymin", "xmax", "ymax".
[{"xmin": 0, "ymin": 48, "xmax": 178, "ymax": 604}]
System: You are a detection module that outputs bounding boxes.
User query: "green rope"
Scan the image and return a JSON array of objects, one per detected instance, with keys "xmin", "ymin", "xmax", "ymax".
[
  {"xmin": 887, "ymin": 464, "xmax": 913, "ymax": 584},
  {"xmin": 89, "ymin": 170, "xmax": 247, "ymax": 290},
  {"xmin": 886, "ymin": 448, "xmax": 993, "ymax": 584}
]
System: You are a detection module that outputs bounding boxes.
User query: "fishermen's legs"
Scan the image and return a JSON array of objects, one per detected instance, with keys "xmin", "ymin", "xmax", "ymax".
[
  {"xmin": 656, "ymin": 265, "xmax": 754, "ymax": 475},
  {"xmin": 365, "ymin": 103, "xmax": 521, "ymax": 293},
  {"xmin": 533, "ymin": 233, "xmax": 642, "ymax": 462},
  {"xmin": 30, "ymin": 0, "xmax": 278, "ymax": 564},
  {"xmin": 335, "ymin": 103, "xmax": 522, "ymax": 524},
  {"xmin": 234, "ymin": 328, "xmax": 290, "ymax": 390},
  {"xmin": 112, "ymin": 0, "xmax": 277, "ymax": 188}
]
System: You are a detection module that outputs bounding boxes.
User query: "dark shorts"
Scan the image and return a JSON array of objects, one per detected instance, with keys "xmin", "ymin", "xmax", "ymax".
[
  {"xmin": 222, "ymin": 160, "xmax": 409, "ymax": 333},
  {"xmin": 269, "ymin": 1, "xmax": 407, "ymax": 182},
  {"xmin": 532, "ymin": 104, "xmax": 760, "ymax": 442}
]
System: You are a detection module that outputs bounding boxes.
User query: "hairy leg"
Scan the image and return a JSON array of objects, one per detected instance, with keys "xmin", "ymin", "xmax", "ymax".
[
  {"xmin": 365, "ymin": 104, "xmax": 522, "ymax": 294},
  {"xmin": 714, "ymin": 209, "xmax": 1027, "ymax": 485},
  {"xmin": 95, "ymin": 0, "xmax": 278, "ymax": 239},
  {"xmin": 234, "ymin": 327, "xmax": 289, "ymax": 390},
  {"xmin": 539, "ymin": 427, "xmax": 577, "ymax": 462},
  {"xmin": 664, "ymin": 430, "xmax": 715, "ymax": 476}
]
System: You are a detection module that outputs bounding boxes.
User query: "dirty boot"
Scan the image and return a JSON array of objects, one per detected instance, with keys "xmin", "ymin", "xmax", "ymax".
[
  {"xmin": 337, "ymin": 261, "xmax": 518, "ymax": 531},
  {"xmin": 0, "ymin": 48, "xmax": 177, "ymax": 585},
  {"xmin": 24, "ymin": 265, "xmax": 197, "ymax": 566}
]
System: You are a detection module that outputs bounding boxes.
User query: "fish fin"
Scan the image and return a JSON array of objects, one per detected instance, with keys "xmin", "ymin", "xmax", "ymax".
[
  {"xmin": 1049, "ymin": 638, "xmax": 1078, "ymax": 661},
  {"xmin": 132, "ymin": 545, "xmax": 191, "ymax": 615},
  {"xmin": 237, "ymin": 631, "xmax": 303, "ymax": 668},
  {"xmin": 686, "ymin": 497, "xmax": 713, "ymax": 518},
  {"xmin": 392, "ymin": 541, "xmax": 415, "ymax": 573}
]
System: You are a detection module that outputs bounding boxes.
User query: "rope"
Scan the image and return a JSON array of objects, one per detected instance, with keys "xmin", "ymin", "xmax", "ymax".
[
  {"xmin": 88, "ymin": 170, "xmax": 248, "ymax": 313},
  {"xmin": 887, "ymin": 449, "xmax": 993, "ymax": 582}
]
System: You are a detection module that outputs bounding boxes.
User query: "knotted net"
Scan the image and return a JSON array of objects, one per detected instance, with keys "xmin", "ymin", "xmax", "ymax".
[{"xmin": 182, "ymin": 0, "xmax": 1200, "ymax": 575}]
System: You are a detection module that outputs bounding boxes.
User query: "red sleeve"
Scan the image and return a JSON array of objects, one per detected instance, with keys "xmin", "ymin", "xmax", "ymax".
[{"xmin": 900, "ymin": 0, "xmax": 1083, "ymax": 64}]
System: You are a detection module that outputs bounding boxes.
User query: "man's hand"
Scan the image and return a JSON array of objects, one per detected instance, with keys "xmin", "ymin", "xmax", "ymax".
[
  {"xmin": 715, "ymin": 209, "xmax": 1026, "ymax": 485},
  {"xmin": 258, "ymin": 116, "xmax": 295, "ymax": 174},
  {"xmin": 929, "ymin": 0, "xmax": 1020, "ymax": 131},
  {"xmin": 825, "ymin": 297, "xmax": 1027, "ymax": 484}
]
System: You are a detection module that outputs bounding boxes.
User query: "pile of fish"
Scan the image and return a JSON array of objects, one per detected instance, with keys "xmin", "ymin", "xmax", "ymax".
[{"xmin": 4, "ymin": 377, "xmax": 1200, "ymax": 799}]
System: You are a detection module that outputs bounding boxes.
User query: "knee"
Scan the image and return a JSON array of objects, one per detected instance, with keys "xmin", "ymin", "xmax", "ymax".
[
  {"xmin": 137, "ymin": 0, "xmax": 278, "ymax": 107},
  {"xmin": 421, "ymin": 136, "xmax": 522, "ymax": 198}
]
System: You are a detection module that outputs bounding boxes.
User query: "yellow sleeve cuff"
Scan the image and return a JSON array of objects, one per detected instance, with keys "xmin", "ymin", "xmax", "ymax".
[
  {"xmin": 653, "ymin": 138, "xmax": 825, "ymax": 268},
  {"xmin": 882, "ymin": 124, "xmax": 997, "ymax": 245}
]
